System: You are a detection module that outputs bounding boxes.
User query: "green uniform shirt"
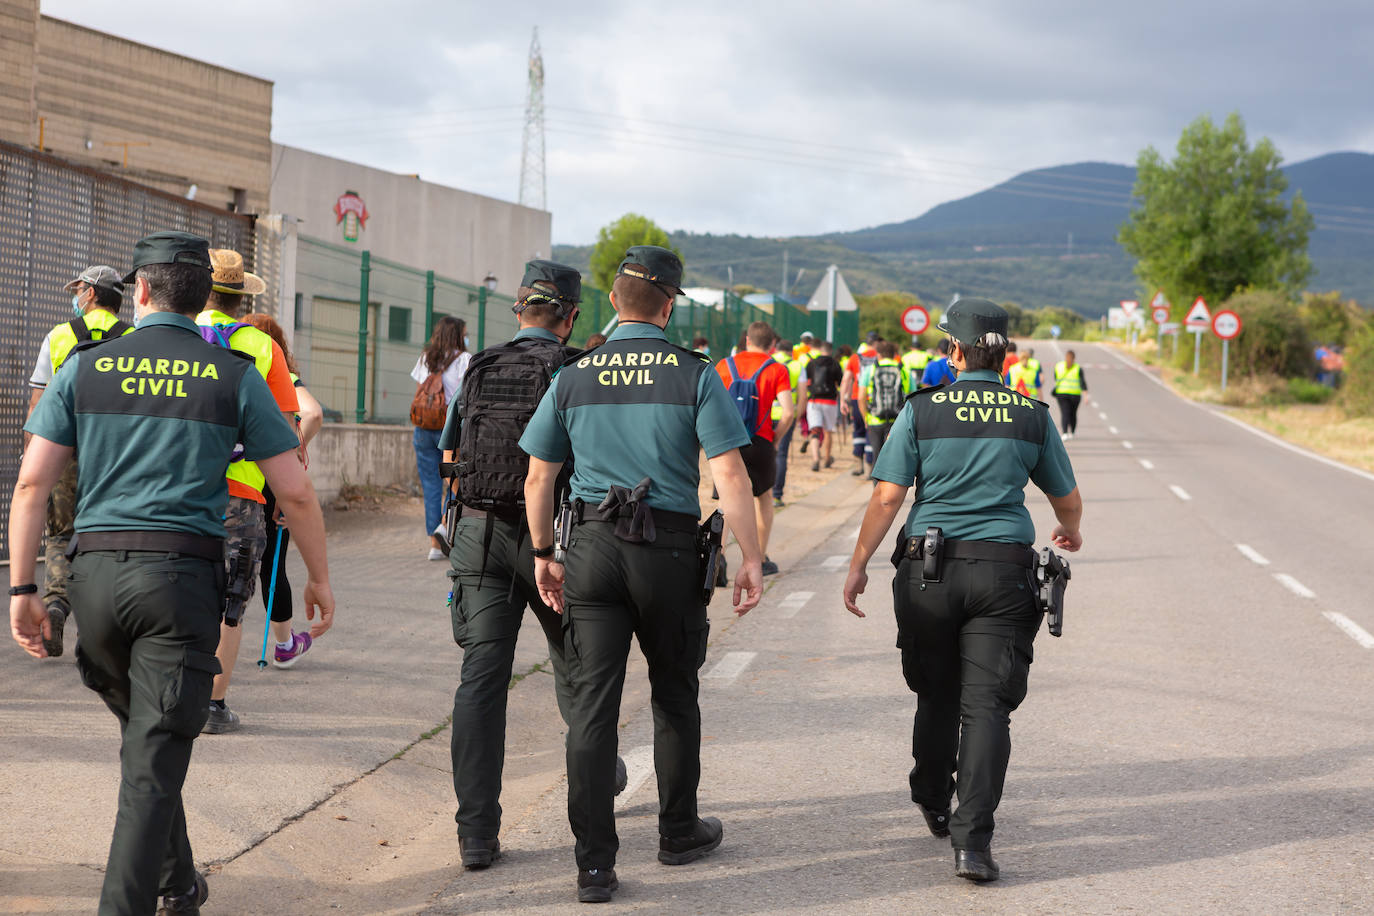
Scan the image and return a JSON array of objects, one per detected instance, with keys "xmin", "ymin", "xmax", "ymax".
[
  {"xmin": 871, "ymin": 369, "xmax": 1076, "ymax": 544},
  {"xmin": 519, "ymin": 322, "xmax": 750, "ymax": 517},
  {"xmin": 24, "ymin": 312, "xmax": 300, "ymax": 538},
  {"xmin": 438, "ymin": 326, "xmax": 563, "ymax": 452}
]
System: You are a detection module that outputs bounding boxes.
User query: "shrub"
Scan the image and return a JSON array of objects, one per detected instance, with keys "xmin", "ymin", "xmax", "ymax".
[
  {"xmin": 1340, "ymin": 323, "xmax": 1374, "ymax": 417},
  {"xmin": 1287, "ymin": 377, "xmax": 1334, "ymax": 404}
]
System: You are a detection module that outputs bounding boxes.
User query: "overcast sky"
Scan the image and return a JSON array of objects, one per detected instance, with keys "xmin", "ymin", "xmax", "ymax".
[{"xmin": 46, "ymin": 1, "xmax": 1374, "ymax": 244}]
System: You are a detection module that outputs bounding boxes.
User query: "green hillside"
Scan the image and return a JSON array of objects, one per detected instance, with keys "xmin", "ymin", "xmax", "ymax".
[{"xmin": 554, "ymin": 153, "xmax": 1374, "ymax": 317}]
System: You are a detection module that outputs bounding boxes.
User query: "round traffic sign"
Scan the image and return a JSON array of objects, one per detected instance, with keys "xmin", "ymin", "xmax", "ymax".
[
  {"xmin": 901, "ymin": 305, "xmax": 930, "ymax": 335},
  {"xmin": 1212, "ymin": 310, "xmax": 1242, "ymax": 340},
  {"xmin": 1152, "ymin": 305, "xmax": 1170, "ymax": 325}
]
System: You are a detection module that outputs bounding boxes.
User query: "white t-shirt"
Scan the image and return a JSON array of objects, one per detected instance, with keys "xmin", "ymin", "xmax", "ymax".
[
  {"xmin": 410, "ymin": 350, "xmax": 471, "ymax": 403},
  {"xmin": 30, "ymin": 329, "xmax": 57, "ymax": 388}
]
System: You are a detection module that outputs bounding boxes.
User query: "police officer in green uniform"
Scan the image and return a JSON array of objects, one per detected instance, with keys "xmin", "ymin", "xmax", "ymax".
[
  {"xmin": 841, "ymin": 297, "xmax": 1083, "ymax": 883},
  {"xmin": 9, "ymin": 231, "xmax": 336, "ymax": 916},
  {"xmin": 519, "ymin": 246, "xmax": 765, "ymax": 903}
]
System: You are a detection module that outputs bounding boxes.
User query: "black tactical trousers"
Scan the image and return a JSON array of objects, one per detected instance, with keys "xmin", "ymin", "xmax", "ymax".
[
  {"xmin": 893, "ymin": 554, "xmax": 1041, "ymax": 852},
  {"xmin": 562, "ymin": 521, "xmax": 708, "ymax": 869},
  {"xmin": 68, "ymin": 549, "xmax": 223, "ymax": 916},
  {"xmin": 448, "ymin": 514, "xmax": 572, "ymax": 839}
]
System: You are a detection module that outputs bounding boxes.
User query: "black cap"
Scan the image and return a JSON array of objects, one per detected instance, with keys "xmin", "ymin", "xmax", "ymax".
[
  {"xmin": 122, "ymin": 231, "xmax": 212, "ymax": 283},
  {"xmin": 518, "ymin": 260, "xmax": 582, "ymax": 304},
  {"xmin": 616, "ymin": 246, "xmax": 684, "ymax": 296},
  {"xmin": 937, "ymin": 297, "xmax": 1008, "ymax": 345}
]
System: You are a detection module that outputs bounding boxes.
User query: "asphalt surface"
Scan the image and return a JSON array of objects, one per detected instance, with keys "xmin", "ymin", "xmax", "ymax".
[{"xmin": 3, "ymin": 341, "xmax": 1373, "ymax": 914}]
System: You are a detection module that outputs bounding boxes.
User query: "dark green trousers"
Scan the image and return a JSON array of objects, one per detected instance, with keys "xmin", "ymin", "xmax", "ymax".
[
  {"xmin": 68, "ymin": 549, "xmax": 223, "ymax": 916},
  {"xmin": 448, "ymin": 514, "xmax": 572, "ymax": 839},
  {"xmin": 893, "ymin": 554, "xmax": 1040, "ymax": 852},
  {"xmin": 562, "ymin": 521, "xmax": 708, "ymax": 870}
]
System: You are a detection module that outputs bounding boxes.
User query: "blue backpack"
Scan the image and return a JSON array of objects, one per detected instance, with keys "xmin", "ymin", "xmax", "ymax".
[{"xmin": 725, "ymin": 355, "xmax": 771, "ymax": 433}]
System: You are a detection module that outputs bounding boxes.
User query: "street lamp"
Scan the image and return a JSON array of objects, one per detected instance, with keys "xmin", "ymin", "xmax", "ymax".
[
  {"xmin": 476, "ymin": 273, "xmax": 497, "ymax": 351},
  {"xmin": 483, "ymin": 273, "xmax": 498, "ymax": 292}
]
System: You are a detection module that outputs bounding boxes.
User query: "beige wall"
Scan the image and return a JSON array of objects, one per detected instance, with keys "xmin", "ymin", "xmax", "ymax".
[
  {"xmin": 33, "ymin": 17, "xmax": 272, "ymax": 214},
  {"xmin": 0, "ymin": 0, "xmax": 40, "ymax": 144},
  {"xmin": 270, "ymin": 144, "xmax": 551, "ymax": 298}
]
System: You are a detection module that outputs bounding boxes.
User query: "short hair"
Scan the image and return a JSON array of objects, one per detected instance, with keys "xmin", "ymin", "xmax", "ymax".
[
  {"xmin": 208, "ymin": 289, "xmax": 248, "ymax": 318},
  {"xmin": 937, "ymin": 338, "xmax": 951, "ymax": 355},
  {"xmin": 514, "ymin": 287, "xmax": 567, "ymax": 330},
  {"xmin": 818, "ymin": 340, "xmax": 833, "ymax": 352},
  {"xmin": 876, "ymin": 340, "xmax": 898, "ymax": 359},
  {"xmin": 585, "ymin": 333, "xmax": 607, "ymax": 348},
  {"xmin": 1006, "ymin": 340, "xmax": 1018, "ymax": 353},
  {"xmin": 837, "ymin": 344, "xmax": 853, "ymax": 358},
  {"xmin": 775, "ymin": 339, "xmax": 792, "ymax": 353},
  {"xmin": 746, "ymin": 321, "xmax": 776, "ymax": 349},
  {"xmin": 87, "ymin": 283, "xmax": 124, "ymax": 313},
  {"xmin": 691, "ymin": 335, "xmax": 709, "ymax": 349},
  {"xmin": 960, "ymin": 332, "xmax": 1008, "ymax": 372},
  {"xmin": 137, "ymin": 263, "xmax": 213, "ymax": 315},
  {"xmin": 611, "ymin": 273, "xmax": 673, "ymax": 319}
]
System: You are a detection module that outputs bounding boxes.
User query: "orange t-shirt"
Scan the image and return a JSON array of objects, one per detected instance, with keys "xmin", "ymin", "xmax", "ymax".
[
  {"xmin": 715, "ymin": 351, "xmax": 791, "ymax": 442},
  {"xmin": 1002, "ymin": 353, "xmax": 1019, "ymax": 378},
  {"xmin": 845, "ymin": 354, "xmax": 861, "ymax": 400},
  {"xmin": 227, "ymin": 338, "xmax": 300, "ymax": 502}
]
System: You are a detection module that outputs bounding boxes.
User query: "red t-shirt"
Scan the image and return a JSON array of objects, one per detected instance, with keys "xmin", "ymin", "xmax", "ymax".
[
  {"xmin": 716, "ymin": 352, "xmax": 791, "ymax": 442},
  {"xmin": 845, "ymin": 354, "xmax": 861, "ymax": 400},
  {"xmin": 1002, "ymin": 353, "xmax": 1019, "ymax": 377}
]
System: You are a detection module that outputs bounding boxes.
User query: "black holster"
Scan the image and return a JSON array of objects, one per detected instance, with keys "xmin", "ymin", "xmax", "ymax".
[
  {"xmin": 697, "ymin": 510, "xmax": 725, "ymax": 605},
  {"xmin": 222, "ymin": 539, "xmax": 255, "ymax": 627},
  {"xmin": 1036, "ymin": 547, "xmax": 1071, "ymax": 637}
]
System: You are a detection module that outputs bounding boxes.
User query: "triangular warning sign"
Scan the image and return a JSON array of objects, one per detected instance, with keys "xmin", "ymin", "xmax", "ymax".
[
  {"xmin": 1120, "ymin": 299, "xmax": 1139, "ymax": 315},
  {"xmin": 1150, "ymin": 290, "xmax": 1170, "ymax": 310},
  {"xmin": 1184, "ymin": 296, "xmax": 1211, "ymax": 328}
]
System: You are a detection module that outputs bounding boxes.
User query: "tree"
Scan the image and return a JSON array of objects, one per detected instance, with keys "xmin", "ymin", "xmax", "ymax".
[
  {"xmin": 588, "ymin": 213, "xmax": 680, "ymax": 291},
  {"xmin": 855, "ymin": 290, "xmax": 927, "ymax": 346},
  {"xmin": 1118, "ymin": 113, "xmax": 1313, "ymax": 311}
]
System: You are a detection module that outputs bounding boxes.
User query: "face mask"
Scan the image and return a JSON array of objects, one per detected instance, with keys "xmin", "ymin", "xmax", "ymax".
[
  {"xmin": 71, "ymin": 295, "xmax": 83, "ymax": 317},
  {"xmin": 463, "ymin": 334, "xmax": 470, "ymax": 349}
]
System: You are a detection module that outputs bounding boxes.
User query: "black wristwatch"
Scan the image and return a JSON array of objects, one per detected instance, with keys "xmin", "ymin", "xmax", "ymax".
[
  {"xmin": 8, "ymin": 584, "xmax": 38, "ymax": 596},
  {"xmin": 531, "ymin": 545, "xmax": 556, "ymax": 559}
]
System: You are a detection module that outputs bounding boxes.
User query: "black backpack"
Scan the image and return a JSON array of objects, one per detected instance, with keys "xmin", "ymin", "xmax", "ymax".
[
  {"xmin": 806, "ymin": 355, "xmax": 840, "ymax": 400},
  {"xmin": 870, "ymin": 363, "xmax": 904, "ymax": 421},
  {"xmin": 455, "ymin": 336, "xmax": 571, "ymax": 514}
]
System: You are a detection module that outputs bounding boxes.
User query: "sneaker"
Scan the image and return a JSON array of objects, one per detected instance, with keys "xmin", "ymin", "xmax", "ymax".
[
  {"xmin": 614, "ymin": 755, "xmax": 628, "ymax": 796},
  {"xmin": 202, "ymin": 704, "xmax": 241, "ymax": 735},
  {"xmin": 428, "ymin": 547, "xmax": 446, "ymax": 561},
  {"xmin": 824, "ymin": 456, "xmax": 834, "ymax": 469},
  {"xmin": 272, "ymin": 632, "xmax": 313, "ymax": 669},
  {"xmin": 460, "ymin": 836, "xmax": 501, "ymax": 870},
  {"xmin": 761, "ymin": 558, "xmax": 779, "ymax": 576},
  {"xmin": 577, "ymin": 867, "xmax": 619, "ymax": 903},
  {"xmin": 772, "ymin": 497, "xmax": 784, "ymax": 508},
  {"xmin": 851, "ymin": 467, "xmax": 865, "ymax": 476},
  {"xmin": 158, "ymin": 870, "xmax": 208, "ymax": 914},
  {"xmin": 42, "ymin": 601, "xmax": 68, "ymax": 658},
  {"xmin": 433, "ymin": 523, "xmax": 452, "ymax": 557},
  {"xmin": 799, "ymin": 439, "xmax": 809, "ymax": 455},
  {"xmin": 810, "ymin": 459, "xmax": 820, "ymax": 472},
  {"xmin": 658, "ymin": 816, "xmax": 723, "ymax": 865}
]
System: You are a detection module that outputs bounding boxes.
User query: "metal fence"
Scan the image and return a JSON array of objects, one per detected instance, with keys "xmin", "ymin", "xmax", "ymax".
[{"xmin": 0, "ymin": 139, "xmax": 257, "ymax": 562}]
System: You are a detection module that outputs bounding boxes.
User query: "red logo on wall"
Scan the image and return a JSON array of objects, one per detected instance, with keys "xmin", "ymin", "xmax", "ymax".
[{"xmin": 334, "ymin": 191, "xmax": 369, "ymax": 243}]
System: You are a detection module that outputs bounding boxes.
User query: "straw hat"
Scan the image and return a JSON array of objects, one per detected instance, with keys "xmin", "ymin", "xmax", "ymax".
[{"xmin": 208, "ymin": 249, "xmax": 267, "ymax": 296}]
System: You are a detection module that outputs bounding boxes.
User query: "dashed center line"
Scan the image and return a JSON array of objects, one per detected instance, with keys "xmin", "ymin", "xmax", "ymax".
[
  {"xmin": 1273, "ymin": 573, "xmax": 1315, "ymax": 599},
  {"xmin": 821, "ymin": 555, "xmax": 847, "ymax": 569},
  {"xmin": 1169, "ymin": 485, "xmax": 1191, "ymax": 501},
  {"xmin": 1108, "ymin": 425, "xmax": 1119, "ymax": 435},
  {"xmin": 1098, "ymin": 412, "xmax": 1108, "ymax": 420},
  {"xmin": 1138, "ymin": 459, "xmax": 1154, "ymax": 470},
  {"xmin": 1322, "ymin": 612, "xmax": 1374, "ymax": 649},
  {"xmin": 777, "ymin": 590, "xmax": 814, "ymax": 619},
  {"xmin": 704, "ymin": 651, "xmax": 756, "ymax": 682},
  {"xmin": 1235, "ymin": 544, "xmax": 1270, "ymax": 566},
  {"xmin": 1122, "ymin": 440, "xmax": 1134, "ymax": 450},
  {"xmin": 614, "ymin": 744, "xmax": 655, "ymax": 810}
]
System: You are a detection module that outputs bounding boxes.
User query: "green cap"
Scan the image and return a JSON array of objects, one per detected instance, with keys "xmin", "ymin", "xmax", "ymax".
[
  {"xmin": 517, "ymin": 259, "xmax": 582, "ymax": 307},
  {"xmin": 937, "ymin": 297, "xmax": 1008, "ymax": 345},
  {"xmin": 122, "ymin": 231, "xmax": 212, "ymax": 283},
  {"xmin": 616, "ymin": 246, "xmax": 684, "ymax": 296}
]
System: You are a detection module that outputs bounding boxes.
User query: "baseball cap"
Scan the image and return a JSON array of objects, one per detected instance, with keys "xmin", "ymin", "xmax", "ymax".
[
  {"xmin": 937, "ymin": 297, "xmax": 1008, "ymax": 346},
  {"xmin": 64, "ymin": 265, "xmax": 124, "ymax": 294},
  {"xmin": 616, "ymin": 246, "xmax": 684, "ymax": 296},
  {"xmin": 122, "ymin": 231, "xmax": 212, "ymax": 283},
  {"xmin": 517, "ymin": 259, "xmax": 582, "ymax": 310}
]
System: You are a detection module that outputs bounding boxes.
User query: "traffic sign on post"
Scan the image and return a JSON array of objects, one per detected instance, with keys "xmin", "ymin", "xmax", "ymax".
[
  {"xmin": 1212, "ymin": 309, "xmax": 1242, "ymax": 392},
  {"xmin": 1150, "ymin": 290, "xmax": 1171, "ymax": 311},
  {"xmin": 1152, "ymin": 305, "xmax": 1170, "ymax": 325},
  {"xmin": 1120, "ymin": 300, "xmax": 1140, "ymax": 345},
  {"xmin": 900, "ymin": 304, "xmax": 929, "ymax": 336},
  {"xmin": 1185, "ymin": 296, "xmax": 1210, "ymax": 376}
]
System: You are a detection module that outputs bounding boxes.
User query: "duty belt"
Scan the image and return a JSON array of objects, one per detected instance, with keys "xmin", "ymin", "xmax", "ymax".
[
  {"xmin": 75, "ymin": 530, "xmax": 225, "ymax": 562},
  {"xmin": 904, "ymin": 536, "xmax": 1035, "ymax": 569},
  {"xmin": 572, "ymin": 499, "xmax": 699, "ymax": 534}
]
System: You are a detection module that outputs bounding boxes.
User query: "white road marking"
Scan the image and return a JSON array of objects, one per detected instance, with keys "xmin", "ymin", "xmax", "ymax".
[
  {"xmin": 777, "ymin": 590, "xmax": 814, "ymax": 619},
  {"xmin": 1138, "ymin": 459, "xmax": 1154, "ymax": 470},
  {"xmin": 1122, "ymin": 440, "xmax": 1134, "ymax": 449},
  {"xmin": 1322, "ymin": 612, "xmax": 1374, "ymax": 649},
  {"xmin": 1169, "ymin": 484, "xmax": 1191, "ymax": 501},
  {"xmin": 1235, "ymin": 544, "xmax": 1270, "ymax": 566},
  {"xmin": 614, "ymin": 744, "xmax": 655, "ymax": 810},
  {"xmin": 1108, "ymin": 425, "xmax": 1119, "ymax": 435},
  {"xmin": 704, "ymin": 651, "xmax": 756, "ymax": 682},
  {"xmin": 1098, "ymin": 412, "xmax": 1108, "ymax": 420},
  {"xmin": 1273, "ymin": 573, "xmax": 1315, "ymax": 599},
  {"xmin": 822, "ymin": 555, "xmax": 847, "ymax": 569}
]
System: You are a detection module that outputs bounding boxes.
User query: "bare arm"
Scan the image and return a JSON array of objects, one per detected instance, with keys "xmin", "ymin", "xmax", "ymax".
[
  {"xmin": 839, "ymin": 370, "xmax": 853, "ymax": 414},
  {"xmin": 9, "ymin": 436, "xmax": 73, "ymax": 657},
  {"xmin": 295, "ymin": 384, "xmax": 324, "ymax": 447},
  {"xmin": 22, "ymin": 388, "xmax": 42, "ymax": 447},
  {"xmin": 524, "ymin": 456, "xmax": 564, "ymax": 612},
  {"xmin": 772, "ymin": 390, "xmax": 796, "ymax": 441},
  {"xmin": 706, "ymin": 448, "xmax": 764, "ymax": 615},
  {"xmin": 843, "ymin": 481, "xmax": 909, "ymax": 618},
  {"xmin": 1046, "ymin": 487, "xmax": 1083, "ymax": 552},
  {"xmin": 258, "ymin": 450, "xmax": 334, "ymax": 636}
]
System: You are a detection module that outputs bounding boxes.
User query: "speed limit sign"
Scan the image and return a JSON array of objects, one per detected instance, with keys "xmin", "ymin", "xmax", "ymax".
[
  {"xmin": 901, "ymin": 305, "xmax": 930, "ymax": 335},
  {"xmin": 1212, "ymin": 310, "xmax": 1242, "ymax": 340}
]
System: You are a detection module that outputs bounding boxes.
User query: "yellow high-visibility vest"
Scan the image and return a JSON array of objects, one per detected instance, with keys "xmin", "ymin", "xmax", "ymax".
[
  {"xmin": 1053, "ymin": 361, "xmax": 1083, "ymax": 396},
  {"xmin": 48, "ymin": 310, "xmax": 133, "ymax": 371},
  {"xmin": 198, "ymin": 309, "xmax": 278, "ymax": 498}
]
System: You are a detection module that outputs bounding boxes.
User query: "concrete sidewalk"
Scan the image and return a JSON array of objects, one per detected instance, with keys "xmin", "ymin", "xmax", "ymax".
[{"xmin": 0, "ymin": 468, "xmax": 870, "ymax": 914}]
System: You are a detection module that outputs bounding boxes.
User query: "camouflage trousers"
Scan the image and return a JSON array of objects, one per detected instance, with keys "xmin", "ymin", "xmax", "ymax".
[
  {"xmin": 42, "ymin": 459, "xmax": 78, "ymax": 609},
  {"xmin": 224, "ymin": 496, "xmax": 267, "ymax": 608}
]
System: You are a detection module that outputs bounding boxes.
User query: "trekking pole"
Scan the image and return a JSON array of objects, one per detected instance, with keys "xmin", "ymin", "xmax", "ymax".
[{"xmin": 257, "ymin": 525, "xmax": 286, "ymax": 670}]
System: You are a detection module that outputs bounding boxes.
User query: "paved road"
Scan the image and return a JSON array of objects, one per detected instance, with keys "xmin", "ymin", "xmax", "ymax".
[{"xmin": 3, "ymin": 342, "xmax": 1373, "ymax": 913}]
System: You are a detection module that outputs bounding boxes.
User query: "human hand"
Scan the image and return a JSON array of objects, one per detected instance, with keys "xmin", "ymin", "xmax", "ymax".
[
  {"xmin": 842, "ymin": 567, "xmax": 868, "ymax": 618},
  {"xmin": 10, "ymin": 594, "xmax": 49, "ymax": 658},
  {"xmin": 732, "ymin": 559, "xmax": 763, "ymax": 616},
  {"xmin": 535, "ymin": 557, "xmax": 566, "ymax": 613},
  {"xmin": 1051, "ymin": 526, "xmax": 1082, "ymax": 552},
  {"xmin": 303, "ymin": 580, "xmax": 335, "ymax": 637}
]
